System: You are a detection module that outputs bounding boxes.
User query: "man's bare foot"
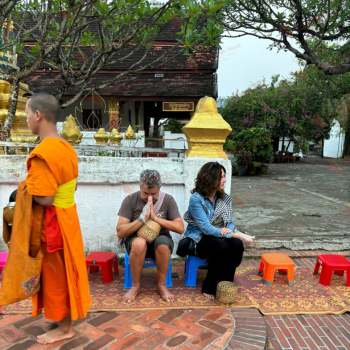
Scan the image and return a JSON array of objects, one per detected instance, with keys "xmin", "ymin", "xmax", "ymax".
[
  {"xmin": 203, "ymin": 293, "xmax": 215, "ymax": 300},
  {"xmin": 158, "ymin": 285, "xmax": 174, "ymax": 302},
  {"xmin": 37, "ymin": 327, "xmax": 75, "ymax": 344},
  {"xmin": 123, "ymin": 285, "xmax": 140, "ymax": 303}
]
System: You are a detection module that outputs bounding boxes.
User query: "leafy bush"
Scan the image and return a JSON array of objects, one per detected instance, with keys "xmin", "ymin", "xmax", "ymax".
[
  {"xmin": 234, "ymin": 150, "xmax": 252, "ymax": 165},
  {"xmin": 220, "ymin": 75, "xmax": 335, "ymax": 142},
  {"xmin": 229, "ymin": 128, "xmax": 273, "ymax": 163},
  {"xmin": 164, "ymin": 119, "xmax": 183, "ymax": 133}
]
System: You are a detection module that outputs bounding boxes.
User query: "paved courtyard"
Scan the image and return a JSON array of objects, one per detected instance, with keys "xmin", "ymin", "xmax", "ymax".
[{"xmin": 230, "ymin": 156, "xmax": 350, "ymax": 250}]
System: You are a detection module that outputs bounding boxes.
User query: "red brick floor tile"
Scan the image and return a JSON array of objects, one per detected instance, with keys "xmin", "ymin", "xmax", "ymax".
[
  {"xmin": 134, "ymin": 338, "xmax": 159, "ymax": 350},
  {"xmin": 171, "ymin": 319, "xmax": 203, "ymax": 335},
  {"xmin": 213, "ymin": 329, "xmax": 234, "ymax": 348},
  {"xmin": 88, "ymin": 312, "xmax": 121, "ymax": 327},
  {"xmin": 0, "ymin": 338, "xmax": 9, "ymax": 348},
  {"xmin": 74, "ymin": 322, "xmax": 106, "ymax": 340},
  {"xmin": 147, "ymin": 332, "xmax": 168, "ymax": 346},
  {"xmin": 99, "ymin": 321, "xmax": 130, "ymax": 339},
  {"xmin": 58, "ymin": 335, "xmax": 90, "ymax": 350},
  {"xmin": 148, "ymin": 320, "xmax": 179, "ymax": 337},
  {"xmin": 206, "ymin": 345, "xmax": 221, "ymax": 350},
  {"xmin": 23, "ymin": 325, "xmax": 46, "ymax": 337},
  {"xmin": 158, "ymin": 310, "xmax": 185, "ymax": 324},
  {"xmin": 135, "ymin": 311, "xmax": 164, "ymax": 325},
  {"xmin": 181, "ymin": 309, "xmax": 208, "ymax": 323},
  {"xmin": 28, "ymin": 341, "xmax": 65, "ymax": 350},
  {"xmin": 109, "ymin": 334, "xmax": 143, "ymax": 350},
  {"xmin": 217, "ymin": 313, "xmax": 234, "ymax": 328},
  {"xmin": 3, "ymin": 339, "xmax": 37, "ymax": 350},
  {"xmin": 124, "ymin": 321, "xmax": 156, "ymax": 338},
  {"xmin": 188, "ymin": 331, "xmax": 219, "ymax": 350},
  {"xmin": 0, "ymin": 325, "xmax": 27, "ymax": 343},
  {"xmin": 0, "ymin": 315, "xmax": 27, "ymax": 328},
  {"xmin": 111, "ymin": 312, "xmax": 143, "ymax": 326},
  {"xmin": 195, "ymin": 319, "xmax": 227, "ymax": 334},
  {"xmin": 83, "ymin": 334, "xmax": 117, "ymax": 350},
  {"xmin": 272, "ymin": 328, "xmax": 290, "ymax": 348},
  {"xmin": 203, "ymin": 309, "xmax": 229, "ymax": 322},
  {"xmin": 162, "ymin": 331, "xmax": 194, "ymax": 350}
]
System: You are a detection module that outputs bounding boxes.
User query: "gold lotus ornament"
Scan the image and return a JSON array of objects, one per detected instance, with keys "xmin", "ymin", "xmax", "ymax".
[
  {"xmin": 60, "ymin": 115, "xmax": 82, "ymax": 145},
  {"xmin": 182, "ymin": 96, "xmax": 232, "ymax": 158},
  {"xmin": 124, "ymin": 125, "xmax": 136, "ymax": 139},
  {"xmin": 109, "ymin": 128, "xmax": 123, "ymax": 144},
  {"xmin": 94, "ymin": 128, "xmax": 109, "ymax": 144}
]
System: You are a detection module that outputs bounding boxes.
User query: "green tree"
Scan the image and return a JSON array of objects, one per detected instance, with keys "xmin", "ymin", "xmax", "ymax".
[
  {"xmin": 0, "ymin": 0, "xmax": 224, "ymax": 138},
  {"xmin": 221, "ymin": 0, "xmax": 350, "ymax": 76}
]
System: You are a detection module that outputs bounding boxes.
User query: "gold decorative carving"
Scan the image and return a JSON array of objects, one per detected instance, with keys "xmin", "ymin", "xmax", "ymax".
[
  {"xmin": 182, "ymin": 96, "xmax": 232, "ymax": 158},
  {"xmin": 109, "ymin": 128, "xmax": 123, "ymax": 144},
  {"xmin": 94, "ymin": 128, "xmax": 109, "ymax": 144},
  {"xmin": 60, "ymin": 115, "xmax": 82, "ymax": 145},
  {"xmin": 124, "ymin": 125, "xmax": 136, "ymax": 139},
  {"xmin": 0, "ymin": 80, "xmax": 37, "ymax": 155}
]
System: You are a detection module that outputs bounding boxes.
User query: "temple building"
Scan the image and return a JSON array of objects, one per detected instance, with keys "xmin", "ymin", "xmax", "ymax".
[{"xmin": 20, "ymin": 23, "xmax": 218, "ymax": 143}]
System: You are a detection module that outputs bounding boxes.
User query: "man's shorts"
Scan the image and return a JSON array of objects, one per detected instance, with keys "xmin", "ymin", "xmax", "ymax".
[{"xmin": 124, "ymin": 233, "xmax": 174, "ymax": 259}]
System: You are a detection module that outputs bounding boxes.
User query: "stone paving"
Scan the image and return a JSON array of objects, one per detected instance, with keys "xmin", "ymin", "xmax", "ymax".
[{"xmin": 1, "ymin": 249, "xmax": 350, "ymax": 349}]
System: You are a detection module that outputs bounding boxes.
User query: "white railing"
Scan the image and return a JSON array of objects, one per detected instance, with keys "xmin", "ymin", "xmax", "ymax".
[{"xmin": 0, "ymin": 142, "xmax": 186, "ymax": 158}]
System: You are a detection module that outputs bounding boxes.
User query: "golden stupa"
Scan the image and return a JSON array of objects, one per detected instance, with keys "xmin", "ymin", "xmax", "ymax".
[
  {"xmin": 94, "ymin": 128, "xmax": 109, "ymax": 144},
  {"xmin": 109, "ymin": 128, "xmax": 123, "ymax": 144},
  {"xmin": 124, "ymin": 125, "xmax": 136, "ymax": 139},
  {"xmin": 182, "ymin": 96, "xmax": 232, "ymax": 158},
  {"xmin": 60, "ymin": 115, "xmax": 82, "ymax": 145}
]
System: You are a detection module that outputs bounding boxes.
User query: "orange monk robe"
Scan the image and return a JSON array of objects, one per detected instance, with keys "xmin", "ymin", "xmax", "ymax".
[{"xmin": 25, "ymin": 138, "xmax": 91, "ymax": 321}]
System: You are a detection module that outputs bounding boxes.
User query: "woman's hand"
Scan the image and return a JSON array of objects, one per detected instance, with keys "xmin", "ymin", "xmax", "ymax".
[
  {"xmin": 234, "ymin": 232, "xmax": 255, "ymax": 245},
  {"xmin": 220, "ymin": 228, "xmax": 232, "ymax": 236}
]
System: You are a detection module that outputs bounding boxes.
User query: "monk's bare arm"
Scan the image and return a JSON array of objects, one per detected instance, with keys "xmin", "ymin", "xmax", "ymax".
[
  {"xmin": 152, "ymin": 217, "xmax": 184, "ymax": 235},
  {"xmin": 33, "ymin": 195, "xmax": 55, "ymax": 207},
  {"xmin": 116, "ymin": 216, "xmax": 143, "ymax": 239}
]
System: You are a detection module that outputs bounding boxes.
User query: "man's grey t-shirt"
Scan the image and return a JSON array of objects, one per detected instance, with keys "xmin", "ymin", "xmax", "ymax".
[{"xmin": 118, "ymin": 191, "xmax": 181, "ymax": 236}]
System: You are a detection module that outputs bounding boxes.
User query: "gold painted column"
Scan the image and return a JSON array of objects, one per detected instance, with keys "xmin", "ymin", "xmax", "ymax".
[
  {"xmin": 182, "ymin": 96, "xmax": 232, "ymax": 158},
  {"xmin": 108, "ymin": 100, "xmax": 120, "ymax": 132}
]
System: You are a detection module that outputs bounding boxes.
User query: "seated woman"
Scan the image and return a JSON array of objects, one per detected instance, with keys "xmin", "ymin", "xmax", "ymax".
[{"xmin": 183, "ymin": 162, "xmax": 254, "ymax": 300}]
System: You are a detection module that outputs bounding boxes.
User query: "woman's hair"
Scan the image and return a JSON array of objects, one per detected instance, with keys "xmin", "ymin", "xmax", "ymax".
[
  {"xmin": 9, "ymin": 190, "xmax": 17, "ymax": 202},
  {"xmin": 191, "ymin": 162, "xmax": 226, "ymax": 199}
]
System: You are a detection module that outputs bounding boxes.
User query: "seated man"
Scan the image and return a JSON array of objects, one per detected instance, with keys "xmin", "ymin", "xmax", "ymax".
[{"xmin": 117, "ymin": 170, "xmax": 184, "ymax": 303}]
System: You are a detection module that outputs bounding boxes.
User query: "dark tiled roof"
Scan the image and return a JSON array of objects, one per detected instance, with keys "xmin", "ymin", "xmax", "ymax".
[
  {"xmin": 21, "ymin": 16, "xmax": 192, "ymax": 42},
  {"xmin": 18, "ymin": 44, "xmax": 217, "ymax": 71},
  {"xmin": 23, "ymin": 72, "xmax": 216, "ymax": 98}
]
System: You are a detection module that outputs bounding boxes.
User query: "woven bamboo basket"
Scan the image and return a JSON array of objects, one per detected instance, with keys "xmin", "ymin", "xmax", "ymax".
[
  {"xmin": 216, "ymin": 281, "xmax": 238, "ymax": 305},
  {"xmin": 137, "ymin": 219, "xmax": 161, "ymax": 243}
]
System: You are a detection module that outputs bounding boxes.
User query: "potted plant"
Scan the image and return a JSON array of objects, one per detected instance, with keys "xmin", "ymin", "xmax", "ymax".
[
  {"xmin": 249, "ymin": 161, "xmax": 261, "ymax": 175},
  {"xmin": 235, "ymin": 150, "xmax": 252, "ymax": 176}
]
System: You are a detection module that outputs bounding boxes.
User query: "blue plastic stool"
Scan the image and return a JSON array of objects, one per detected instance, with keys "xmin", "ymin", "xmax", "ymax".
[
  {"xmin": 124, "ymin": 251, "xmax": 172, "ymax": 289},
  {"xmin": 185, "ymin": 255, "xmax": 208, "ymax": 287}
]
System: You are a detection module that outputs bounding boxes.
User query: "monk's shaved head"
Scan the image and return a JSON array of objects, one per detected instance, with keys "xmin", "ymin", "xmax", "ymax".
[{"xmin": 27, "ymin": 92, "xmax": 60, "ymax": 123}]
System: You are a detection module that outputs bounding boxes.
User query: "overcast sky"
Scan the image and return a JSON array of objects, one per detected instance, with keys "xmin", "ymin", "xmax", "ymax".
[{"xmin": 217, "ymin": 35, "xmax": 300, "ymax": 98}]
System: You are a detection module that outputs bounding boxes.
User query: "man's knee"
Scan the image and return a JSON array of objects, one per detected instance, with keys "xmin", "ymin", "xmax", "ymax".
[
  {"xmin": 131, "ymin": 237, "xmax": 147, "ymax": 254},
  {"xmin": 155, "ymin": 244, "xmax": 171, "ymax": 256}
]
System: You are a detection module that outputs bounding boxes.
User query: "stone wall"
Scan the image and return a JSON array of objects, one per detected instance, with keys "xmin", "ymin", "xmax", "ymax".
[{"xmin": 0, "ymin": 156, "xmax": 231, "ymax": 255}]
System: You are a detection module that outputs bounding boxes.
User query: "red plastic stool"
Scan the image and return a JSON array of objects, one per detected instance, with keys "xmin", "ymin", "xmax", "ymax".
[
  {"xmin": 313, "ymin": 255, "xmax": 350, "ymax": 286},
  {"xmin": 86, "ymin": 252, "xmax": 119, "ymax": 284}
]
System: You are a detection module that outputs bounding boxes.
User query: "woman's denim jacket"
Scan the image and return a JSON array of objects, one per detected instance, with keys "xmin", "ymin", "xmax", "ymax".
[{"xmin": 184, "ymin": 192, "xmax": 234, "ymax": 243}]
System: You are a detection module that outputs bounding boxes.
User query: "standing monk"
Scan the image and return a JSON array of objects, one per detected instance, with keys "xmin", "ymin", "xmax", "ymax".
[{"xmin": 25, "ymin": 92, "xmax": 91, "ymax": 344}]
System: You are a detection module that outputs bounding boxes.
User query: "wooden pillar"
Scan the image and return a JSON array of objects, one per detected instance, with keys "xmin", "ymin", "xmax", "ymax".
[{"xmin": 108, "ymin": 100, "xmax": 120, "ymax": 132}]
